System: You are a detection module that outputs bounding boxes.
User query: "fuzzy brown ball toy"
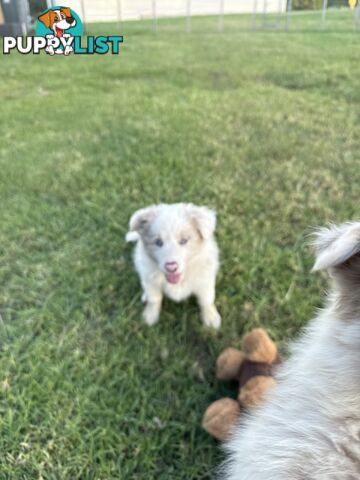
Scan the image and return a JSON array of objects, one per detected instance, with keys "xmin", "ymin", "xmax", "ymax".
[{"xmin": 202, "ymin": 328, "xmax": 281, "ymax": 441}]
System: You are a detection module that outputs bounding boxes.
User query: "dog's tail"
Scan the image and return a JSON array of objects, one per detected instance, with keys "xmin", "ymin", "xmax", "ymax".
[{"xmin": 125, "ymin": 231, "xmax": 140, "ymax": 243}]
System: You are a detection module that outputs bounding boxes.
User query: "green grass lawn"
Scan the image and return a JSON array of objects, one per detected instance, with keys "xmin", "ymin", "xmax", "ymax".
[{"xmin": 0, "ymin": 10, "xmax": 360, "ymax": 479}]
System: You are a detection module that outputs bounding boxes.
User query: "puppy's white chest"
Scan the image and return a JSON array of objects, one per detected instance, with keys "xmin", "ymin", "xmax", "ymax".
[{"xmin": 163, "ymin": 281, "xmax": 192, "ymax": 302}]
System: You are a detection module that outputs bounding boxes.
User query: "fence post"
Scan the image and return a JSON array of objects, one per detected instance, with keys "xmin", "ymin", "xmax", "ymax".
[
  {"xmin": 262, "ymin": 0, "xmax": 268, "ymax": 28},
  {"xmin": 286, "ymin": 0, "xmax": 292, "ymax": 30},
  {"xmin": 320, "ymin": 0, "xmax": 328, "ymax": 30},
  {"xmin": 80, "ymin": 0, "xmax": 86, "ymax": 32},
  {"xmin": 354, "ymin": 0, "xmax": 360, "ymax": 29},
  {"xmin": 252, "ymin": 0, "xmax": 258, "ymax": 30},
  {"xmin": 152, "ymin": 0, "xmax": 157, "ymax": 32},
  {"xmin": 276, "ymin": 0, "xmax": 284, "ymax": 27},
  {"xmin": 219, "ymin": 0, "xmax": 225, "ymax": 32},
  {"xmin": 116, "ymin": 0, "xmax": 122, "ymax": 32},
  {"xmin": 186, "ymin": 0, "xmax": 191, "ymax": 32}
]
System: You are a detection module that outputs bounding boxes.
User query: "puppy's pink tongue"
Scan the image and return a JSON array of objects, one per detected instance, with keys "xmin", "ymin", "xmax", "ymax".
[{"xmin": 166, "ymin": 272, "xmax": 181, "ymax": 284}]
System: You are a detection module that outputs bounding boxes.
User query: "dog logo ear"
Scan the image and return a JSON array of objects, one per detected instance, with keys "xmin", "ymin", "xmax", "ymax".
[
  {"xmin": 312, "ymin": 223, "xmax": 360, "ymax": 272},
  {"xmin": 60, "ymin": 7, "xmax": 72, "ymax": 18},
  {"xmin": 38, "ymin": 10, "xmax": 52, "ymax": 28}
]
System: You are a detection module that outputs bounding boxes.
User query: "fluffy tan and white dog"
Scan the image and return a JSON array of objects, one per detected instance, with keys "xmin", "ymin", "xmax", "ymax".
[
  {"xmin": 126, "ymin": 203, "xmax": 221, "ymax": 329},
  {"xmin": 221, "ymin": 222, "xmax": 360, "ymax": 480}
]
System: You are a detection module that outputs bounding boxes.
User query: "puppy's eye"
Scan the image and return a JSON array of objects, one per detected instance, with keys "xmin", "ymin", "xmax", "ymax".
[
  {"xmin": 179, "ymin": 238, "xmax": 189, "ymax": 245},
  {"xmin": 154, "ymin": 238, "xmax": 163, "ymax": 247}
]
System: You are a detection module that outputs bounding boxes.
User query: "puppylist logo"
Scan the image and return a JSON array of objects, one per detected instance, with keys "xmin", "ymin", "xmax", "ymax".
[{"xmin": 3, "ymin": 6, "xmax": 123, "ymax": 56}]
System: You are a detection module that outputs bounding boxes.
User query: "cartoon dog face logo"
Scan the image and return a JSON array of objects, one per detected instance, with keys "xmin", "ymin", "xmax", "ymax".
[{"xmin": 38, "ymin": 7, "xmax": 76, "ymax": 38}]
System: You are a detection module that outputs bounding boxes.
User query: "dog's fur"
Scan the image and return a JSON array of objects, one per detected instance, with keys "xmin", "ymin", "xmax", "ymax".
[
  {"xmin": 222, "ymin": 222, "xmax": 360, "ymax": 480},
  {"xmin": 126, "ymin": 203, "xmax": 221, "ymax": 328}
]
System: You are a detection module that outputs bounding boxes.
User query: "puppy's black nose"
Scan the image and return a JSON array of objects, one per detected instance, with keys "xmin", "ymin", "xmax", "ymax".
[{"xmin": 66, "ymin": 16, "xmax": 74, "ymax": 24}]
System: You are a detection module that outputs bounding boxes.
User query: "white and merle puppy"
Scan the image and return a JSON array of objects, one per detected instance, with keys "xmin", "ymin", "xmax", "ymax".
[
  {"xmin": 126, "ymin": 203, "xmax": 221, "ymax": 329},
  {"xmin": 222, "ymin": 222, "xmax": 360, "ymax": 480}
]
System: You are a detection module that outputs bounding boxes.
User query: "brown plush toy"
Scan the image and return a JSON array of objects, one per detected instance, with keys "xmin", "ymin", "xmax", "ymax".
[{"xmin": 202, "ymin": 328, "xmax": 281, "ymax": 441}]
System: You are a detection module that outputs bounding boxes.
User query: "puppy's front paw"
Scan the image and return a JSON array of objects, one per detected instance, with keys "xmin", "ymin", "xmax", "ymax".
[
  {"xmin": 202, "ymin": 306, "xmax": 221, "ymax": 330},
  {"xmin": 143, "ymin": 304, "xmax": 160, "ymax": 326}
]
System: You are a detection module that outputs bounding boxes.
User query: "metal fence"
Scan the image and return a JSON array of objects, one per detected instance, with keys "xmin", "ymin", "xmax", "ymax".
[{"xmin": 48, "ymin": 0, "xmax": 360, "ymax": 31}]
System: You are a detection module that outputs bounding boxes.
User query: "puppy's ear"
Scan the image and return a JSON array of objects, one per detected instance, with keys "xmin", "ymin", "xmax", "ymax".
[
  {"xmin": 126, "ymin": 206, "xmax": 157, "ymax": 242},
  {"xmin": 38, "ymin": 10, "xmax": 52, "ymax": 28},
  {"xmin": 187, "ymin": 205, "xmax": 216, "ymax": 240},
  {"xmin": 312, "ymin": 222, "xmax": 360, "ymax": 272}
]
